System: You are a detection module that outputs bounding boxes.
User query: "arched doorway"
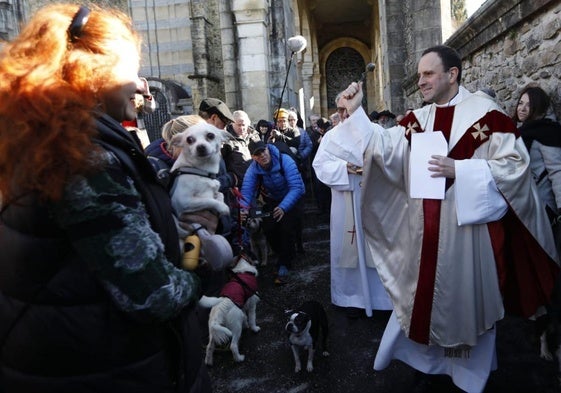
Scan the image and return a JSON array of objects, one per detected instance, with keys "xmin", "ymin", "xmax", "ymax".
[{"xmin": 325, "ymin": 47, "xmax": 367, "ymax": 112}]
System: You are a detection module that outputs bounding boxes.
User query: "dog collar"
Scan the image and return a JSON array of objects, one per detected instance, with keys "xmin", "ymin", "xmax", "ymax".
[{"xmin": 172, "ymin": 167, "xmax": 218, "ymax": 179}]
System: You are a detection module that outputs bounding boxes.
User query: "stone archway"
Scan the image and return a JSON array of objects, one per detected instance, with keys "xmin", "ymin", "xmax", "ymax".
[
  {"xmin": 325, "ymin": 47, "xmax": 366, "ymax": 112},
  {"xmin": 319, "ymin": 37, "xmax": 374, "ymax": 116}
]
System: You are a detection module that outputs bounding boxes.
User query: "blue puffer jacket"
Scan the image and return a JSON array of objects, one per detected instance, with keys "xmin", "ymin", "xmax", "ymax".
[
  {"xmin": 240, "ymin": 144, "xmax": 304, "ymax": 212},
  {"xmin": 298, "ymin": 127, "xmax": 313, "ymax": 160}
]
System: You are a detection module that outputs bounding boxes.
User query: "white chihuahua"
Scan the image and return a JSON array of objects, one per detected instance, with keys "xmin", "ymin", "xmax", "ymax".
[{"xmin": 169, "ymin": 122, "xmax": 231, "ymax": 238}]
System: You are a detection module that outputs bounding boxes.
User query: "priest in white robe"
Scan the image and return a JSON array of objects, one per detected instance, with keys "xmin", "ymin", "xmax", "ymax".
[
  {"xmin": 313, "ymin": 120, "xmax": 392, "ymax": 318},
  {"xmin": 322, "ymin": 45, "xmax": 559, "ymax": 393}
]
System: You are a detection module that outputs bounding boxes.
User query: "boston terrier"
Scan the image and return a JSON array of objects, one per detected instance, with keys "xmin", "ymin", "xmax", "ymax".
[{"xmin": 285, "ymin": 300, "xmax": 330, "ymax": 372}]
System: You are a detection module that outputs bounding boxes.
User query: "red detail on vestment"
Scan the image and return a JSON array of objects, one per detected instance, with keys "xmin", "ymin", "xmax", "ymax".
[
  {"xmin": 489, "ymin": 210, "xmax": 559, "ymax": 317},
  {"xmin": 448, "ymin": 110, "xmax": 519, "ymax": 161},
  {"xmin": 347, "ymin": 225, "xmax": 356, "ymax": 245},
  {"xmin": 433, "ymin": 106, "xmax": 455, "ymax": 141},
  {"xmin": 409, "ymin": 199, "xmax": 441, "ymax": 344},
  {"xmin": 405, "ymin": 105, "xmax": 558, "ymax": 344},
  {"xmin": 408, "ymin": 106, "xmax": 453, "ymax": 344}
]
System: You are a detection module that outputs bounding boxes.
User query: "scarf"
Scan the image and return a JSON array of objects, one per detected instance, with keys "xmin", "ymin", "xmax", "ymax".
[{"xmin": 520, "ymin": 118, "xmax": 561, "ymax": 151}]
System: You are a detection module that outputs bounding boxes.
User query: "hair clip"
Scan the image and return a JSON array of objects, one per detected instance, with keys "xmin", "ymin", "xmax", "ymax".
[{"xmin": 68, "ymin": 6, "xmax": 91, "ymax": 43}]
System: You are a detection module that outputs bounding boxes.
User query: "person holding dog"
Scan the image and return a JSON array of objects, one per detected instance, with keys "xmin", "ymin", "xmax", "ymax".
[
  {"xmin": 0, "ymin": 4, "xmax": 215, "ymax": 392},
  {"xmin": 145, "ymin": 114, "xmax": 205, "ymax": 185},
  {"xmin": 240, "ymin": 140, "xmax": 305, "ymax": 285},
  {"xmin": 322, "ymin": 45, "xmax": 559, "ymax": 392}
]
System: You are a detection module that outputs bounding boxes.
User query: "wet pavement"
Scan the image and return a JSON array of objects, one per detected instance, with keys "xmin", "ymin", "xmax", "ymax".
[{"xmin": 204, "ymin": 203, "xmax": 561, "ymax": 393}]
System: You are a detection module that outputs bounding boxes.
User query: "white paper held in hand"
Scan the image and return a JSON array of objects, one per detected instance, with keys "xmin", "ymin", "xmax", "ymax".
[{"xmin": 410, "ymin": 131, "xmax": 448, "ymax": 200}]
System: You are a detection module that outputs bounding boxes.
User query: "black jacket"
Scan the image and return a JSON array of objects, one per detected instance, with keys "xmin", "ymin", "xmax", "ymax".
[{"xmin": 0, "ymin": 114, "xmax": 210, "ymax": 393}]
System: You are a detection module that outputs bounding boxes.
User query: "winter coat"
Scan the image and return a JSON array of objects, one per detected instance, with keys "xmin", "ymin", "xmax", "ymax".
[
  {"xmin": 145, "ymin": 137, "xmax": 175, "ymax": 168},
  {"xmin": 0, "ymin": 114, "xmax": 210, "ymax": 393},
  {"xmin": 520, "ymin": 118, "xmax": 561, "ymax": 213},
  {"xmin": 240, "ymin": 144, "xmax": 304, "ymax": 212},
  {"xmin": 221, "ymin": 125, "xmax": 261, "ymax": 187},
  {"xmin": 297, "ymin": 126, "xmax": 313, "ymax": 160}
]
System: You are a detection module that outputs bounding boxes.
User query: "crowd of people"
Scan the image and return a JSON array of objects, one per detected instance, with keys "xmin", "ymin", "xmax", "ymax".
[{"xmin": 1, "ymin": 3, "xmax": 561, "ymax": 393}]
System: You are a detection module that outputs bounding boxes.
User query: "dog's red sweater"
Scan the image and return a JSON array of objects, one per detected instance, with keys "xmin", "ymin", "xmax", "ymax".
[{"xmin": 220, "ymin": 273, "xmax": 258, "ymax": 308}]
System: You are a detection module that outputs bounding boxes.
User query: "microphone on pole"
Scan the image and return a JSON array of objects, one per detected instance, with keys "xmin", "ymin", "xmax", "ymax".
[
  {"xmin": 275, "ymin": 35, "xmax": 308, "ymax": 123},
  {"xmin": 360, "ymin": 63, "xmax": 376, "ymax": 84},
  {"xmin": 287, "ymin": 35, "xmax": 307, "ymax": 54}
]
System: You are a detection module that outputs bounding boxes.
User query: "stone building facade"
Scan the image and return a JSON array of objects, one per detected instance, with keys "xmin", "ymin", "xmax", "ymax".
[
  {"xmin": 14, "ymin": 0, "xmax": 561, "ymax": 141},
  {"xmin": 127, "ymin": 0, "xmax": 454, "ymax": 131}
]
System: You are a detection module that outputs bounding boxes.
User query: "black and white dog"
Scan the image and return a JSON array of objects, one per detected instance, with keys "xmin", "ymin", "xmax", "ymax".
[{"xmin": 285, "ymin": 300, "xmax": 330, "ymax": 372}]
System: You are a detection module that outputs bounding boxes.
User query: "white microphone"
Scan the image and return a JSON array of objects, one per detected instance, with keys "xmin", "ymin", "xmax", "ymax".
[{"xmin": 287, "ymin": 35, "xmax": 307, "ymax": 54}]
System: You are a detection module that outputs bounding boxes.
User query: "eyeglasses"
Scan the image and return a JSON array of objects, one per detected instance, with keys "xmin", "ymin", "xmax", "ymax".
[
  {"xmin": 68, "ymin": 6, "xmax": 90, "ymax": 43},
  {"xmin": 288, "ymin": 118, "xmax": 296, "ymax": 121}
]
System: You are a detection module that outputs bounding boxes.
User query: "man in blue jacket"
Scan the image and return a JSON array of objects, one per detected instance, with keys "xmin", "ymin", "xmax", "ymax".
[{"xmin": 241, "ymin": 140, "xmax": 305, "ymax": 284}]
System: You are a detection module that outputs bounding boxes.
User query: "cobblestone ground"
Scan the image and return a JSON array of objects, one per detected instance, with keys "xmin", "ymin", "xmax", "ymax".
[{"xmin": 204, "ymin": 202, "xmax": 561, "ymax": 393}]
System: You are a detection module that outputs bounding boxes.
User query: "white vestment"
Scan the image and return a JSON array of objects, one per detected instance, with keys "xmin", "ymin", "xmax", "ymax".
[
  {"xmin": 323, "ymin": 86, "xmax": 559, "ymax": 393},
  {"xmin": 313, "ymin": 131, "xmax": 392, "ymax": 316}
]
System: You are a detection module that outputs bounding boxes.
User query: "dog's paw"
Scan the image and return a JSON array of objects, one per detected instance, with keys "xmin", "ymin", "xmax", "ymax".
[
  {"xmin": 251, "ymin": 326, "xmax": 261, "ymax": 333},
  {"xmin": 540, "ymin": 333, "xmax": 554, "ymax": 360},
  {"xmin": 541, "ymin": 350, "xmax": 554, "ymax": 361},
  {"xmin": 234, "ymin": 354, "xmax": 245, "ymax": 362},
  {"xmin": 294, "ymin": 365, "xmax": 301, "ymax": 373},
  {"xmin": 322, "ymin": 351, "xmax": 330, "ymax": 357},
  {"xmin": 306, "ymin": 363, "xmax": 314, "ymax": 372}
]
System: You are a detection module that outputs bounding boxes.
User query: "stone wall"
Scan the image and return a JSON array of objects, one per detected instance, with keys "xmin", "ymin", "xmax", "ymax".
[
  {"xmin": 459, "ymin": 0, "xmax": 561, "ymax": 120},
  {"xmin": 404, "ymin": 0, "xmax": 561, "ymax": 120},
  {"xmin": 188, "ymin": 0, "xmax": 226, "ymax": 104},
  {"xmin": 400, "ymin": 0, "xmax": 451, "ymax": 112}
]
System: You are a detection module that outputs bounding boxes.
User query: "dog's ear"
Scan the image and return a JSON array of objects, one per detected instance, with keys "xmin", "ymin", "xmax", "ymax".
[{"xmin": 170, "ymin": 131, "xmax": 186, "ymax": 148}]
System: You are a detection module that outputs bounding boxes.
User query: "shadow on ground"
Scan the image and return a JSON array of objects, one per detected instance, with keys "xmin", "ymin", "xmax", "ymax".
[{"xmin": 204, "ymin": 202, "xmax": 561, "ymax": 393}]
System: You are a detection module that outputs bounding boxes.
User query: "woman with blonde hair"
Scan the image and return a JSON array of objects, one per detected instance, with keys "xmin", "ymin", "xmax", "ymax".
[{"xmin": 0, "ymin": 4, "xmax": 213, "ymax": 392}]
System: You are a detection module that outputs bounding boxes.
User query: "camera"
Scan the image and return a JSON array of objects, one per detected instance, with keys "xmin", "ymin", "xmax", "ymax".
[{"xmin": 249, "ymin": 207, "xmax": 271, "ymax": 219}]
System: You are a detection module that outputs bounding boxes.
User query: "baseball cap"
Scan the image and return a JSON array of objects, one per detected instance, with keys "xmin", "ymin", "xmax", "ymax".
[
  {"xmin": 199, "ymin": 98, "xmax": 234, "ymax": 123},
  {"xmin": 249, "ymin": 140, "xmax": 267, "ymax": 155}
]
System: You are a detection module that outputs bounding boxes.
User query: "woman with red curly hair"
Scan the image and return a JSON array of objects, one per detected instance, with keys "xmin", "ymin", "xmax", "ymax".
[{"xmin": 0, "ymin": 4, "xmax": 213, "ymax": 392}]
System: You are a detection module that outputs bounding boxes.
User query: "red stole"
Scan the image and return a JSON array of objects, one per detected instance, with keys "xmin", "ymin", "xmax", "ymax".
[{"xmin": 401, "ymin": 107, "xmax": 559, "ymax": 345}]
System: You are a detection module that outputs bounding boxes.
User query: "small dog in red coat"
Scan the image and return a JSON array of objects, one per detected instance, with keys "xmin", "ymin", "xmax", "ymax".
[{"xmin": 198, "ymin": 254, "xmax": 260, "ymax": 366}]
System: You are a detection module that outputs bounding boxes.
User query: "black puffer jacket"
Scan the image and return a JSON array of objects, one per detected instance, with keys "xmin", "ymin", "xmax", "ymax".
[{"xmin": 0, "ymin": 115, "xmax": 210, "ymax": 393}]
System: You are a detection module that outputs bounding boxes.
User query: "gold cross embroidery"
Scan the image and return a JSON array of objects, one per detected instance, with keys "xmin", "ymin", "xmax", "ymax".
[
  {"xmin": 471, "ymin": 123, "xmax": 490, "ymax": 141},
  {"xmin": 405, "ymin": 121, "xmax": 419, "ymax": 136}
]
